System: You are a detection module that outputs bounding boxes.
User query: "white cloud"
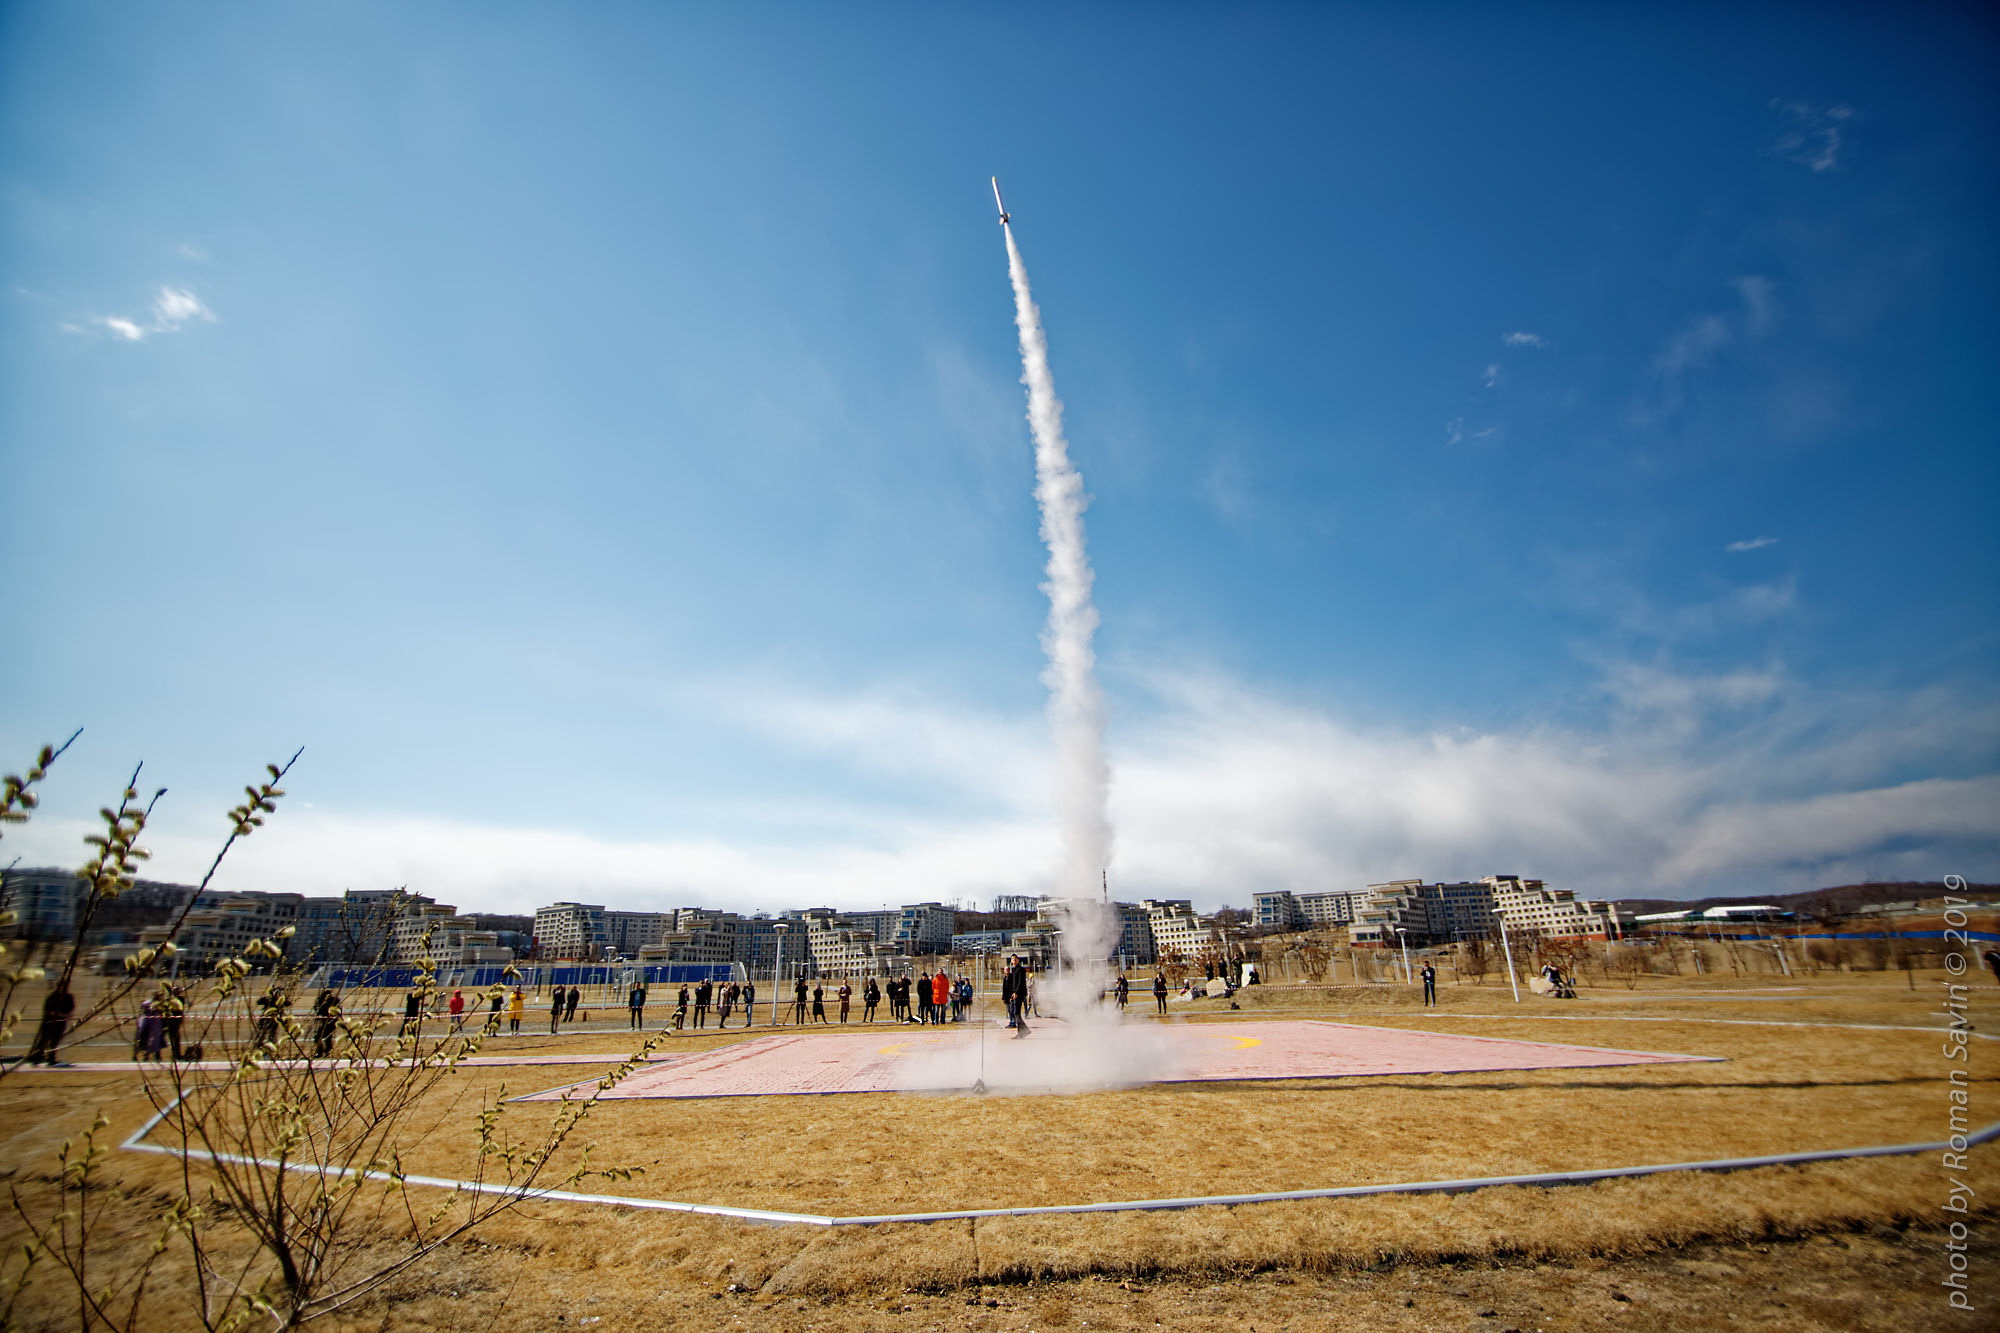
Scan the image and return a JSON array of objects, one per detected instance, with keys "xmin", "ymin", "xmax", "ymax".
[
  {"xmin": 1725, "ymin": 536, "xmax": 1778, "ymax": 552},
  {"xmin": 1501, "ymin": 332, "xmax": 1548, "ymax": 348},
  {"xmin": 152, "ymin": 286, "xmax": 213, "ymax": 329},
  {"xmin": 11, "ymin": 664, "xmax": 1990, "ymax": 911},
  {"xmin": 88, "ymin": 285, "xmax": 216, "ymax": 341},
  {"xmin": 1482, "ymin": 363, "xmax": 1501, "ymax": 388}
]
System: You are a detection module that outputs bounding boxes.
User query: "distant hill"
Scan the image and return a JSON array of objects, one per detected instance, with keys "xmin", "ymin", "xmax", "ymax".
[{"xmin": 1616, "ymin": 880, "xmax": 1997, "ymax": 921}]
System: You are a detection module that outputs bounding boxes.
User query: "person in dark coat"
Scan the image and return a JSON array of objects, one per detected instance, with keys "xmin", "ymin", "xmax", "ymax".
[
  {"xmin": 1420, "ymin": 962, "xmax": 1437, "ymax": 1007},
  {"xmin": 811, "ymin": 984, "xmax": 828, "ymax": 1024},
  {"xmin": 1002, "ymin": 957, "xmax": 1031, "ymax": 1037},
  {"xmin": 26, "ymin": 983, "xmax": 76, "ymax": 1065},
  {"xmin": 564, "ymin": 985, "xmax": 581, "ymax": 1023},
  {"xmin": 257, "ymin": 985, "xmax": 290, "ymax": 1048},
  {"xmin": 863, "ymin": 977, "xmax": 880, "ymax": 1022},
  {"xmin": 163, "ymin": 984, "xmax": 188, "ymax": 1061},
  {"xmin": 399, "ymin": 988, "xmax": 422, "ymax": 1036},
  {"xmin": 792, "ymin": 976, "xmax": 808, "ymax": 1025},
  {"xmin": 549, "ymin": 988, "xmax": 566, "ymax": 1034},
  {"xmin": 627, "ymin": 982, "xmax": 647, "ymax": 1029},
  {"xmin": 1152, "ymin": 971, "xmax": 1168, "ymax": 1016},
  {"xmin": 693, "ymin": 978, "xmax": 713, "ymax": 1029},
  {"xmin": 312, "ymin": 988, "xmax": 342, "ymax": 1058},
  {"xmin": 742, "ymin": 980, "xmax": 756, "ymax": 1027}
]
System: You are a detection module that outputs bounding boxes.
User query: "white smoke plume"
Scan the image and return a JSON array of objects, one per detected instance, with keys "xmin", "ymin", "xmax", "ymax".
[{"xmin": 1002, "ymin": 217, "xmax": 1125, "ymax": 1049}]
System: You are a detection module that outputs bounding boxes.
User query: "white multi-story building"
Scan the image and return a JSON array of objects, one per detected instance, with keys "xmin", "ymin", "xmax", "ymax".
[
  {"xmin": 889, "ymin": 903, "xmax": 956, "ymax": 955},
  {"xmin": 150, "ymin": 893, "xmax": 303, "ymax": 970},
  {"xmin": 1146, "ymin": 899, "xmax": 1223, "ymax": 961},
  {"xmin": 1484, "ymin": 875, "xmax": 1617, "ymax": 940},
  {"xmin": 533, "ymin": 902, "xmax": 608, "ymax": 959},
  {"xmin": 1350, "ymin": 875, "xmax": 1614, "ymax": 946}
]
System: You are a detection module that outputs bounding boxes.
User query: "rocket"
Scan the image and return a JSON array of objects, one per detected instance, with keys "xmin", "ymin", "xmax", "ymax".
[{"xmin": 991, "ymin": 176, "xmax": 1011, "ymax": 225}]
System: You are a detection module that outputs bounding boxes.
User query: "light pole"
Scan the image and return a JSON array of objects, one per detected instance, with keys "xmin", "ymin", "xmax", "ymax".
[
  {"xmin": 1496, "ymin": 917, "xmax": 1522, "ymax": 1004},
  {"xmin": 770, "ymin": 923, "xmax": 788, "ymax": 1026},
  {"xmin": 1394, "ymin": 927, "xmax": 1414, "ymax": 985}
]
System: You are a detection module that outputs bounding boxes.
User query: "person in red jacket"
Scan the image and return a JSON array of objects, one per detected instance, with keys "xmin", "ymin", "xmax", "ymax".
[{"xmin": 932, "ymin": 969, "xmax": 950, "ymax": 1024}]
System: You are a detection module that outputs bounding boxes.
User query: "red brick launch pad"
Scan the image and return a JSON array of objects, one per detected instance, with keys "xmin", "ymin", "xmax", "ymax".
[{"xmin": 519, "ymin": 1019, "xmax": 1715, "ymax": 1101}]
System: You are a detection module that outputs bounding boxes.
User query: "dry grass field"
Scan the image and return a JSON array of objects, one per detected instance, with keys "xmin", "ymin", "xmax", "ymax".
[{"xmin": 3, "ymin": 965, "xmax": 1994, "ymax": 1330}]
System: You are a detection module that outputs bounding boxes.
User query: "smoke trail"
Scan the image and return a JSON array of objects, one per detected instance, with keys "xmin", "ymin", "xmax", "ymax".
[{"xmin": 1002, "ymin": 223, "xmax": 1116, "ymax": 968}]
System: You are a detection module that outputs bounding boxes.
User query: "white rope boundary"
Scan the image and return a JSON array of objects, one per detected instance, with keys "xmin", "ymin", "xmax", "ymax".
[{"xmin": 119, "ymin": 1090, "xmax": 2000, "ymax": 1228}]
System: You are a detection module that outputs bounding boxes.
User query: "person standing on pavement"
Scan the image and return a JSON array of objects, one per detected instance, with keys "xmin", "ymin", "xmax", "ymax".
[{"xmin": 1002, "ymin": 956, "xmax": 1031, "ymax": 1037}]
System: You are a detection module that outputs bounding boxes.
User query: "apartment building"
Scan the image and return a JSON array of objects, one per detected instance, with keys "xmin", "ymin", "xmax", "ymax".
[
  {"xmin": 532, "ymin": 902, "xmax": 608, "ymax": 959},
  {"xmin": 1253, "ymin": 889, "xmax": 1374, "ymax": 931},
  {"xmin": 0, "ymin": 868, "xmax": 82, "ymax": 942}
]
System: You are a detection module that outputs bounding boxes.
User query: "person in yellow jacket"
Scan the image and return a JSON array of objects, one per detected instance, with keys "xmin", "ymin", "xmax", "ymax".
[{"xmin": 507, "ymin": 987, "xmax": 525, "ymax": 1034}]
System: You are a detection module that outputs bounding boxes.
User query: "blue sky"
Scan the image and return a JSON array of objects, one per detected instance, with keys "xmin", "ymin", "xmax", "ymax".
[{"xmin": 4, "ymin": 2, "xmax": 1995, "ymax": 914}]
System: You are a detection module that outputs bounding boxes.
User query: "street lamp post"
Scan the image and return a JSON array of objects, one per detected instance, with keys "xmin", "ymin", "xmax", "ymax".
[
  {"xmin": 1394, "ymin": 927, "xmax": 1414, "ymax": 985},
  {"xmin": 770, "ymin": 923, "xmax": 788, "ymax": 1026},
  {"xmin": 1496, "ymin": 916, "xmax": 1522, "ymax": 1004}
]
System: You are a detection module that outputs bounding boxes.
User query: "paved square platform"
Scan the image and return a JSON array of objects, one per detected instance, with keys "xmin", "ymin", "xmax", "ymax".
[{"xmin": 517, "ymin": 1019, "xmax": 1716, "ymax": 1101}]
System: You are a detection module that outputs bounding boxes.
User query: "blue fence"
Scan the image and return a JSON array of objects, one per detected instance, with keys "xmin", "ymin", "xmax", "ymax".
[
  {"xmin": 322, "ymin": 962, "xmax": 741, "ymax": 990},
  {"xmin": 1789, "ymin": 930, "xmax": 2000, "ymax": 943}
]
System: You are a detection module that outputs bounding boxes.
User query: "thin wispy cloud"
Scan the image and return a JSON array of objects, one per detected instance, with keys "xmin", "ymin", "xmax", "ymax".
[
  {"xmin": 1501, "ymin": 331, "xmax": 1548, "ymax": 348},
  {"xmin": 1482, "ymin": 363, "xmax": 1501, "ymax": 388},
  {"xmin": 1726, "ymin": 536, "xmax": 1779, "ymax": 552},
  {"xmin": 92, "ymin": 285, "xmax": 216, "ymax": 341},
  {"xmin": 1637, "ymin": 277, "xmax": 1779, "ymax": 424},
  {"xmin": 1771, "ymin": 100, "xmax": 1853, "ymax": 173}
]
